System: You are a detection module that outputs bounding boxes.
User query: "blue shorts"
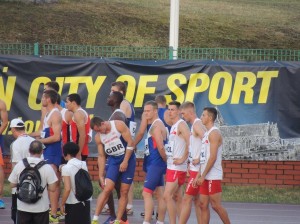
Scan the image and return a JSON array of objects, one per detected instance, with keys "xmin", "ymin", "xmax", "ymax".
[
  {"xmin": 144, "ymin": 165, "xmax": 166, "ymax": 194},
  {"xmin": 106, "ymin": 153, "xmax": 136, "ymax": 185},
  {"xmin": 44, "ymin": 154, "xmax": 61, "ymax": 167}
]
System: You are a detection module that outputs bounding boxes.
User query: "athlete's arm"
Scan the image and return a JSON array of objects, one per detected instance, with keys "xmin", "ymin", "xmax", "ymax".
[
  {"xmin": 116, "ymin": 120, "xmax": 134, "ymax": 172},
  {"xmin": 74, "ymin": 110, "xmax": 86, "ymax": 156},
  {"xmin": 151, "ymin": 122, "xmax": 167, "ymax": 162},
  {"xmin": 0, "ymin": 100, "xmax": 8, "ymax": 135},
  {"xmin": 30, "ymin": 107, "xmax": 47, "ymax": 137},
  {"xmin": 200, "ymin": 130, "xmax": 221, "ymax": 179},
  {"xmin": 192, "ymin": 120, "xmax": 206, "ymax": 165},
  {"xmin": 133, "ymin": 112, "xmax": 147, "ymax": 147},
  {"xmin": 120, "ymin": 100, "xmax": 132, "ymax": 118},
  {"xmin": 173, "ymin": 121, "xmax": 190, "ymax": 165},
  {"xmin": 39, "ymin": 111, "xmax": 62, "ymax": 144},
  {"xmin": 95, "ymin": 134, "xmax": 106, "ymax": 187}
]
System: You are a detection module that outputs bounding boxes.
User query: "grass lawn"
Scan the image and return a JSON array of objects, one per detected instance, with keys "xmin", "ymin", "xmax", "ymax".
[
  {"xmin": 4, "ymin": 180, "xmax": 299, "ymax": 204},
  {"xmin": 0, "ymin": 0, "xmax": 299, "ymax": 49}
]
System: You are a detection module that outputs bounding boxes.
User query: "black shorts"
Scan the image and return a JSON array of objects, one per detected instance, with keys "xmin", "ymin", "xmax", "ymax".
[
  {"xmin": 65, "ymin": 201, "xmax": 91, "ymax": 224},
  {"xmin": 17, "ymin": 210, "xmax": 48, "ymax": 224}
]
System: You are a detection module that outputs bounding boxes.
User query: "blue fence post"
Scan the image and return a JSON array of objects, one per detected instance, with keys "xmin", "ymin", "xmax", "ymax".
[{"xmin": 34, "ymin": 42, "xmax": 39, "ymax": 56}]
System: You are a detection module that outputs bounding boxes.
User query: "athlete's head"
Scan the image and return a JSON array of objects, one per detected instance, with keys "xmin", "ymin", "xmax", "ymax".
[
  {"xmin": 168, "ymin": 101, "xmax": 181, "ymax": 121},
  {"xmin": 180, "ymin": 101, "xmax": 195, "ymax": 122},
  {"xmin": 42, "ymin": 89, "xmax": 59, "ymax": 106},
  {"xmin": 107, "ymin": 91, "xmax": 124, "ymax": 107},
  {"xmin": 111, "ymin": 81, "xmax": 127, "ymax": 96},
  {"xmin": 144, "ymin": 100, "xmax": 158, "ymax": 121},
  {"xmin": 45, "ymin": 81, "xmax": 60, "ymax": 92},
  {"xmin": 155, "ymin": 95, "xmax": 167, "ymax": 106},
  {"xmin": 90, "ymin": 116, "xmax": 106, "ymax": 133},
  {"xmin": 66, "ymin": 93, "xmax": 81, "ymax": 106},
  {"xmin": 201, "ymin": 107, "xmax": 217, "ymax": 125}
]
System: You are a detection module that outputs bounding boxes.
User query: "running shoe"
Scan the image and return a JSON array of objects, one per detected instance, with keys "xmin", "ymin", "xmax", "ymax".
[
  {"xmin": 101, "ymin": 207, "xmax": 111, "ymax": 215},
  {"xmin": 49, "ymin": 214, "xmax": 59, "ymax": 224},
  {"xmin": 126, "ymin": 208, "xmax": 134, "ymax": 215},
  {"xmin": 103, "ymin": 216, "xmax": 116, "ymax": 224}
]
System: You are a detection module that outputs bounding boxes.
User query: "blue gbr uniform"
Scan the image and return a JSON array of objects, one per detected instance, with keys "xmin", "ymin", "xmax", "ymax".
[
  {"xmin": 143, "ymin": 119, "xmax": 167, "ymax": 193},
  {"xmin": 41, "ymin": 108, "xmax": 62, "ymax": 167},
  {"xmin": 126, "ymin": 100, "xmax": 137, "ymax": 139},
  {"xmin": 100, "ymin": 121, "xmax": 136, "ymax": 184}
]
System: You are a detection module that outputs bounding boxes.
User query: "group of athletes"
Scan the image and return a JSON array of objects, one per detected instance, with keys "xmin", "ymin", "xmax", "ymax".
[{"xmin": 0, "ymin": 80, "xmax": 231, "ymax": 224}]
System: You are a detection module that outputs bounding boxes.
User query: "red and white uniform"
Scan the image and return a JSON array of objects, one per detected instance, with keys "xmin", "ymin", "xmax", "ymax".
[
  {"xmin": 69, "ymin": 108, "xmax": 90, "ymax": 157},
  {"xmin": 200, "ymin": 126, "xmax": 223, "ymax": 180},
  {"xmin": 166, "ymin": 119, "xmax": 188, "ymax": 172}
]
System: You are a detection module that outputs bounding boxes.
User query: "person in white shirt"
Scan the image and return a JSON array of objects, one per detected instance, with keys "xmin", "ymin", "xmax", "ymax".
[
  {"xmin": 9, "ymin": 118, "xmax": 36, "ymax": 224},
  {"xmin": 60, "ymin": 142, "xmax": 91, "ymax": 224},
  {"xmin": 8, "ymin": 140, "xmax": 58, "ymax": 224},
  {"xmin": 193, "ymin": 107, "xmax": 230, "ymax": 224}
]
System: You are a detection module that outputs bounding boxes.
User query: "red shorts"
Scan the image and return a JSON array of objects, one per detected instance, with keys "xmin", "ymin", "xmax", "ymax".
[
  {"xmin": 166, "ymin": 169, "xmax": 186, "ymax": 186},
  {"xmin": 185, "ymin": 170, "xmax": 200, "ymax": 196},
  {"xmin": 199, "ymin": 180, "xmax": 222, "ymax": 195}
]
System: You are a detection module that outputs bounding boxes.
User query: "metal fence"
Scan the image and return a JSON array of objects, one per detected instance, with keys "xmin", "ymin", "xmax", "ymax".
[{"xmin": 0, "ymin": 42, "xmax": 299, "ymax": 61}]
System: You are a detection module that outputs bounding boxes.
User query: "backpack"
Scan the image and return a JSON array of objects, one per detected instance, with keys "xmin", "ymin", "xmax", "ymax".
[
  {"xmin": 17, "ymin": 158, "xmax": 46, "ymax": 203},
  {"xmin": 74, "ymin": 164, "xmax": 93, "ymax": 201}
]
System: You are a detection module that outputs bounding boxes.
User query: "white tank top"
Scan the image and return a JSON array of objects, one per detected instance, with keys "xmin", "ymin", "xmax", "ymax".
[
  {"xmin": 189, "ymin": 118, "xmax": 202, "ymax": 172},
  {"xmin": 43, "ymin": 108, "xmax": 59, "ymax": 129},
  {"xmin": 166, "ymin": 119, "xmax": 188, "ymax": 171},
  {"xmin": 200, "ymin": 126, "xmax": 223, "ymax": 180},
  {"xmin": 99, "ymin": 121, "xmax": 125, "ymax": 156}
]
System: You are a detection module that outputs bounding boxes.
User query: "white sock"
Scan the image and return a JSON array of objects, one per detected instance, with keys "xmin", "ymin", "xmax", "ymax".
[
  {"xmin": 156, "ymin": 221, "xmax": 164, "ymax": 224},
  {"xmin": 126, "ymin": 204, "xmax": 133, "ymax": 209},
  {"xmin": 92, "ymin": 215, "xmax": 99, "ymax": 221},
  {"xmin": 143, "ymin": 222, "xmax": 151, "ymax": 224}
]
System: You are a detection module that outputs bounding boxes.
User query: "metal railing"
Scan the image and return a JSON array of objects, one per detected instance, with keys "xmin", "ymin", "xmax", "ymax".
[{"xmin": 0, "ymin": 42, "xmax": 299, "ymax": 61}]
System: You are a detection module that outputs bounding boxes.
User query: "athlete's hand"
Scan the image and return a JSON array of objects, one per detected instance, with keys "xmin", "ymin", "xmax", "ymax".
[
  {"xmin": 192, "ymin": 173, "xmax": 202, "ymax": 187},
  {"xmin": 173, "ymin": 157, "xmax": 182, "ymax": 165},
  {"xmin": 196, "ymin": 176, "xmax": 205, "ymax": 186},
  {"xmin": 192, "ymin": 158, "xmax": 200, "ymax": 166},
  {"xmin": 119, "ymin": 161, "xmax": 128, "ymax": 172},
  {"xmin": 99, "ymin": 176, "xmax": 105, "ymax": 189},
  {"xmin": 60, "ymin": 204, "xmax": 66, "ymax": 216}
]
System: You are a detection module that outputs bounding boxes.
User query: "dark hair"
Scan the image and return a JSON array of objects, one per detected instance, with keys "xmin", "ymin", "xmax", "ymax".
[
  {"xmin": 63, "ymin": 142, "xmax": 79, "ymax": 157},
  {"xmin": 155, "ymin": 95, "xmax": 166, "ymax": 104},
  {"xmin": 111, "ymin": 81, "xmax": 127, "ymax": 95},
  {"xmin": 180, "ymin": 101, "xmax": 195, "ymax": 110},
  {"xmin": 67, "ymin": 93, "xmax": 81, "ymax": 105},
  {"xmin": 108, "ymin": 91, "xmax": 124, "ymax": 106},
  {"xmin": 90, "ymin": 116, "xmax": 104, "ymax": 129},
  {"xmin": 29, "ymin": 140, "xmax": 44, "ymax": 155},
  {"xmin": 203, "ymin": 107, "xmax": 217, "ymax": 121},
  {"xmin": 169, "ymin": 101, "xmax": 181, "ymax": 109},
  {"xmin": 144, "ymin": 100, "xmax": 158, "ymax": 110},
  {"xmin": 45, "ymin": 81, "xmax": 60, "ymax": 92},
  {"xmin": 43, "ymin": 89, "xmax": 59, "ymax": 104}
]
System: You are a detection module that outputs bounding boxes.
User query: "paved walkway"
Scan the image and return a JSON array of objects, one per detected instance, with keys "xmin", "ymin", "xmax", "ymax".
[{"xmin": 0, "ymin": 197, "xmax": 300, "ymax": 224}]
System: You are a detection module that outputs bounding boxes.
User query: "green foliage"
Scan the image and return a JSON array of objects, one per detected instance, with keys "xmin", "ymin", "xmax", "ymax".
[{"xmin": 0, "ymin": 0, "xmax": 299, "ymax": 49}]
